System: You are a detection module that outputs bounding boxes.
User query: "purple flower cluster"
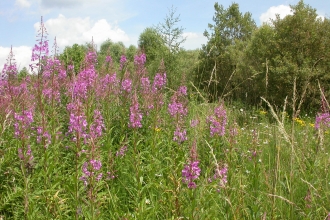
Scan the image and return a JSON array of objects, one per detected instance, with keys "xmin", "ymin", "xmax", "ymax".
[
  {"xmin": 168, "ymin": 102, "xmax": 188, "ymax": 117},
  {"xmin": 315, "ymin": 112, "xmax": 330, "ymax": 130},
  {"xmin": 134, "ymin": 53, "xmax": 146, "ymax": 66},
  {"xmin": 68, "ymin": 113, "xmax": 88, "ymax": 141},
  {"xmin": 68, "ymin": 66, "xmax": 97, "ymax": 100},
  {"xmin": 1, "ymin": 47, "xmax": 18, "ymax": 79},
  {"xmin": 1, "ymin": 63, "xmax": 17, "ymax": 79},
  {"xmin": 214, "ymin": 165, "xmax": 228, "ymax": 189},
  {"xmin": 0, "ymin": 75, "xmax": 33, "ymax": 117},
  {"xmin": 89, "ymin": 110, "xmax": 105, "ymax": 140},
  {"xmin": 116, "ymin": 145, "xmax": 127, "ymax": 157},
  {"xmin": 139, "ymin": 77, "xmax": 157, "ymax": 114},
  {"xmin": 105, "ymin": 55, "xmax": 112, "ymax": 63},
  {"xmin": 67, "ymin": 64, "xmax": 74, "ymax": 71},
  {"xmin": 67, "ymin": 100, "xmax": 88, "ymax": 141},
  {"xmin": 190, "ymin": 119, "xmax": 199, "ymax": 128},
  {"xmin": 207, "ymin": 103, "xmax": 227, "ymax": 137},
  {"xmin": 168, "ymin": 86, "xmax": 188, "ymax": 117},
  {"xmin": 30, "ymin": 17, "xmax": 49, "ymax": 72},
  {"xmin": 140, "ymin": 77, "xmax": 151, "ymax": 94},
  {"xmin": 85, "ymin": 51, "xmax": 98, "ymax": 67},
  {"xmin": 18, "ymin": 145, "xmax": 34, "ymax": 164},
  {"xmin": 208, "ymin": 164, "xmax": 228, "ymax": 191},
  {"xmin": 152, "ymin": 73, "xmax": 167, "ymax": 92},
  {"xmin": 31, "ymin": 40, "xmax": 49, "ymax": 62},
  {"xmin": 120, "ymin": 55, "xmax": 127, "ymax": 70},
  {"xmin": 96, "ymin": 73, "xmax": 120, "ymax": 98},
  {"xmin": 173, "ymin": 126, "xmax": 187, "ymax": 143},
  {"xmin": 80, "ymin": 159, "xmax": 103, "ymax": 187},
  {"xmin": 129, "ymin": 94, "xmax": 143, "ymax": 128},
  {"xmin": 42, "ymin": 57, "xmax": 66, "ymax": 103},
  {"xmin": 36, "ymin": 126, "xmax": 51, "ymax": 148},
  {"xmin": 121, "ymin": 78, "xmax": 132, "ymax": 93},
  {"xmin": 182, "ymin": 160, "xmax": 201, "ymax": 189},
  {"xmin": 168, "ymin": 86, "xmax": 189, "ymax": 144},
  {"xmin": 14, "ymin": 110, "xmax": 34, "ymax": 138},
  {"xmin": 178, "ymin": 86, "xmax": 187, "ymax": 96}
]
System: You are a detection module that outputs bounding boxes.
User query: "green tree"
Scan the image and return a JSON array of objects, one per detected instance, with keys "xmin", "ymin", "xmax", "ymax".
[
  {"xmin": 138, "ymin": 27, "xmax": 168, "ymax": 76},
  {"xmin": 195, "ymin": 2, "xmax": 256, "ymax": 101},
  {"xmin": 242, "ymin": 0, "xmax": 330, "ymax": 111},
  {"xmin": 18, "ymin": 67, "xmax": 29, "ymax": 80},
  {"xmin": 126, "ymin": 45, "xmax": 138, "ymax": 62},
  {"xmin": 156, "ymin": 6, "xmax": 187, "ymax": 88},
  {"xmin": 156, "ymin": 6, "xmax": 186, "ymax": 54},
  {"xmin": 237, "ymin": 24, "xmax": 276, "ymax": 104},
  {"xmin": 98, "ymin": 39, "xmax": 126, "ymax": 65},
  {"xmin": 59, "ymin": 43, "xmax": 87, "ymax": 75},
  {"xmin": 138, "ymin": 28, "xmax": 166, "ymax": 63}
]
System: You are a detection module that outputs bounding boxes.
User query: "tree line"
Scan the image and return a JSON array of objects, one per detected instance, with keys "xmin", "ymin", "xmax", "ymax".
[{"xmin": 30, "ymin": 0, "xmax": 330, "ymax": 113}]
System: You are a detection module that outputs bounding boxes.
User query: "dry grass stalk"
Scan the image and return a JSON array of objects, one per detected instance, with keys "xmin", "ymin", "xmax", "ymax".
[
  {"xmin": 190, "ymin": 81, "xmax": 207, "ymax": 102},
  {"xmin": 261, "ymin": 97, "xmax": 291, "ymax": 145},
  {"xmin": 267, "ymin": 194, "xmax": 295, "ymax": 206}
]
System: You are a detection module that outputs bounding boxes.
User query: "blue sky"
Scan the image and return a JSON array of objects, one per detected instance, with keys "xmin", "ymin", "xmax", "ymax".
[{"xmin": 0, "ymin": 0, "xmax": 328, "ymax": 70}]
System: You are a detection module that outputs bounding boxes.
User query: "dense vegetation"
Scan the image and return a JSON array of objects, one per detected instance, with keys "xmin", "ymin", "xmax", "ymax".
[{"xmin": 1, "ymin": 0, "xmax": 330, "ymax": 219}]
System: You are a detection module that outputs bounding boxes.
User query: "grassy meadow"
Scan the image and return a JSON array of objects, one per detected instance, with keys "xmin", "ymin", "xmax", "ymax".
[{"xmin": 0, "ymin": 21, "xmax": 330, "ymax": 220}]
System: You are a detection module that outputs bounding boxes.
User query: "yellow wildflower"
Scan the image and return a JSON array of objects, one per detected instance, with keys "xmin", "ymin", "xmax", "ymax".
[{"xmin": 294, "ymin": 118, "xmax": 306, "ymax": 126}]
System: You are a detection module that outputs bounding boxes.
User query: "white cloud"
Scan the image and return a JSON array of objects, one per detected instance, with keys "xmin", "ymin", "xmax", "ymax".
[
  {"xmin": 35, "ymin": 14, "xmax": 130, "ymax": 51},
  {"xmin": 40, "ymin": 0, "xmax": 108, "ymax": 9},
  {"xmin": 182, "ymin": 32, "xmax": 206, "ymax": 50},
  {"xmin": 183, "ymin": 32, "xmax": 199, "ymax": 39},
  {"xmin": 41, "ymin": 0, "xmax": 83, "ymax": 8},
  {"xmin": 317, "ymin": 15, "xmax": 325, "ymax": 21},
  {"xmin": 0, "ymin": 46, "xmax": 32, "ymax": 71},
  {"xmin": 15, "ymin": 0, "xmax": 31, "ymax": 8},
  {"xmin": 260, "ymin": 5, "xmax": 293, "ymax": 24}
]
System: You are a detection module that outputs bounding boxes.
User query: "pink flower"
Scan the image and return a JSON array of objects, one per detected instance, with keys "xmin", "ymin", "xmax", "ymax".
[
  {"xmin": 121, "ymin": 78, "xmax": 132, "ymax": 93},
  {"xmin": 207, "ymin": 103, "xmax": 227, "ymax": 137},
  {"xmin": 182, "ymin": 161, "xmax": 201, "ymax": 189},
  {"xmin": 134, "ymin": 53, "xmax": 146, "ymax": 66},
  {"xmin": 89, "ymin": 110, "xmax": 105, "ymax": 139},
  {"xmin": 129, "ymin": 93, "xmax": 143, "ymax": 128},
  {"xmin": 152, "ymin": 73, "xmax": 166, "ymax": 92},
  {"xmin": 120, "ymin": 55, "xmax": 127, "ymax": 70},
  {"xmin": 210, "ymin": 164, "xmax": 228, "ymax": 190},
  {"xmin": 116, "ymin": 146, "xmax": 127, "ymax": 157},
  {"xmin": 80, "ymin": 159, "xmax": 103, "ymax": 187},
  {"xmin": 14, "ymin": 110, "xmax": 34, "ymax": 138},
  {"xmin": 173, "ymin": 126, "xmax": 187, "ymax": 143},
  {"xmin": 105, "ymin": 55, "xmax": 112, "ymax": 63},
  {"xmin": 315, "ymin": 112, "xmax": 330, "ymax": 130}
]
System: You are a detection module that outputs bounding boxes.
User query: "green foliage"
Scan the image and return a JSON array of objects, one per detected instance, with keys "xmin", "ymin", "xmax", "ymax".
[
  {"xmin": 156, "ymin": 6, "xmax": 186, "ymax": 54},
  {"xmin": 138, "ymin": 27, "xmax": 167, "ymax": 72},
  {"xmin": 241, "ymin": 0, "xmax": 330, "ymax": 111},
  {"xmin": 138, "ymin": 8, "xmax": 200, "ymax": 90},
  {"xmin": 195, "ymin": 2, "xmax": 257, "ymax": 101},
  {"xmin": 59, "ymin": 43, "xmax": 87, "ymax": 75},
  {"xmin": 98, "ymin": 39, "xmax": 126, "ymax": 64},
  {"xmin": 126, "ymin": 44, "xmax": 138, "ymax": 62},
  {"xmin": 195, "ymin": 0, "xmax": 330, "ymax": 113},
  {"xmin": 156, "ymin": 6, "xmax": 186, "ymax": 89},
  {"xmin": 18, "ymin": 67, "xmax": 29, "ymax": 80}
]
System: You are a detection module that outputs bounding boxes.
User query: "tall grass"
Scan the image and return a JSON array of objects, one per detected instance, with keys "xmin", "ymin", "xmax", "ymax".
[{"xmin": 0, "ymin": 19, "xmax": 329, "ymax": 219}]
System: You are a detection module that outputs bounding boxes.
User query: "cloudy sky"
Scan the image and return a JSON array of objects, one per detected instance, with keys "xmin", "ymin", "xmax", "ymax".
[{"xmin": 0, "ymin": 0, "xmax": 328, "ymax": 70}]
